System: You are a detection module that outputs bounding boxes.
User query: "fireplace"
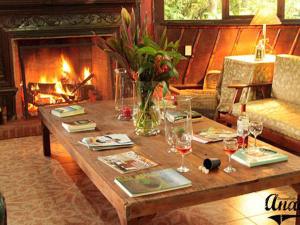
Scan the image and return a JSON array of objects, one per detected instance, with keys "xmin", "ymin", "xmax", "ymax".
[
  {"xmin": 16, "ymin": 36, "xmax": 112, "ymax": 118},
  {"xmin": 0, "ymin": 0, "xmax": 138, "ymax": 123}
]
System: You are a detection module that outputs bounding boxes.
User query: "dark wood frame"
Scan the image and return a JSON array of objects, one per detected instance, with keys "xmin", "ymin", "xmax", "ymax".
[{"xmin": 155, "ymin": 0, "xmax": 300, "ymax": 26}]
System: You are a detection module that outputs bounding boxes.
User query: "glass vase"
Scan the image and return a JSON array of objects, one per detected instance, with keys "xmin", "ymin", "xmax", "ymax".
[
  {"xmin": 114, "ymin": 68, "xmax": 134, "ymax": 121},
  {"xmin": 133, "ymin": 81, "xmax": 161, "ymax": 136}
]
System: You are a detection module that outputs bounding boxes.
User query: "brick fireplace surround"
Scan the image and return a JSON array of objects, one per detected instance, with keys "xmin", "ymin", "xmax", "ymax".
[{"xmin": 0, "ymin": 0, "xmax": 139, "ymax": 139}]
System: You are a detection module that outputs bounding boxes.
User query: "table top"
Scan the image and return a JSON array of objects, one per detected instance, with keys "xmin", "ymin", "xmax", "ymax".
[
  {"xmin": 225, "ymin": 54, "xmax": 276, "ymax": 64},
  {"xmin": 39, "ymin": 101, "xmax": 300, "ymax": 221}
]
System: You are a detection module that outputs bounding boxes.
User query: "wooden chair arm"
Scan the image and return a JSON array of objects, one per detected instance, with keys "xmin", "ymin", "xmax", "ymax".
[
  {"xmin": 172, "ymin": 84, "xmax": 203, "ymax": 90},
  {"xmin": 228, "ymin": 82, "xmax": 272, "ymax": 89},
  {"xmin": 228, "ymin": 82, "xmax": 272, "ymax": 104},
  {"xmin": 169, "ymin": 85, "xmax": 181, "ymax": 95}
]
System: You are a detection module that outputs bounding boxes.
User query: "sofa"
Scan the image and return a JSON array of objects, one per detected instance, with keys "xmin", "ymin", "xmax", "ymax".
[{"xmin": 229, "ymin": 54, "xmax": 300, "ymax": 154}]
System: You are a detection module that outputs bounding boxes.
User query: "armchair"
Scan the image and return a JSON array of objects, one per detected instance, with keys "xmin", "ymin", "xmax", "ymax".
[{"xmin": 170, "ymin": 70, "xmax": 221, "ymax": 119}]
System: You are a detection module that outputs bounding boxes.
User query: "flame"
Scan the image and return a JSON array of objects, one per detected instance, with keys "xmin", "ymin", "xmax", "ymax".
[
  {"xmin": 83, "ymin": 67, "xmax": 92, "ymax": 85},
  {"xmin": 61, "ymin": 55, "xmax": 71, "ymax": 77}
]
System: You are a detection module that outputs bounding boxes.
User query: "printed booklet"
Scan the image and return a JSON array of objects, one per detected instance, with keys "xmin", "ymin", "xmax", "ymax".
[
  {"xmin": 114, "ymin": 168, "xmax": 192, "ymax": 197},
  {"xmin": 98, "ymin": 151, "xmax": 158, "ymax": 173}
]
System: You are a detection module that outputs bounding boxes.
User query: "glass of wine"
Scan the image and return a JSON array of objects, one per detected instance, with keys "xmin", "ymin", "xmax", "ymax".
[
  {"xmin": 223, "ymin": 138, "xmax": 238, "ymax": 173},
  {"xmin": 174, "ymin": 123, "xmax": 192, "ymax": 173},
  {"xmin": 249, "ymin": 121, "xmax": 263, "ymax": 149}
]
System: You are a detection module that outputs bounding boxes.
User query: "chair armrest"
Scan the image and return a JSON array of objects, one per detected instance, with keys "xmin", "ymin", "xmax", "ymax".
[
  {"xmin": 228, "ymin": 82, "xmax": 272, "ymax": 89},
  {"xmin": 172, "ymin": 84, "xmax": 203, "ymax": 90},
  {"xmin": 169, "ymin": 85, "xmax": 181, "ymax": 95},
  {"xmin": 228, "ymin": 82, "xmax": 272, "ymax": 104}
]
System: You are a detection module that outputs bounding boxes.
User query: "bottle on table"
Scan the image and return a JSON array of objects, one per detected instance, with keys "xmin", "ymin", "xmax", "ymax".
[{"xmin": 237, "ymin": 104, "xmax": 249, "ymax": 149}]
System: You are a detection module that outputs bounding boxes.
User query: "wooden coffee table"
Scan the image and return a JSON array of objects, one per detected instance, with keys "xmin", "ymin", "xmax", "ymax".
[{"xmin": 39, "ymin": 101, "xmax": 300, "ymax": 225}]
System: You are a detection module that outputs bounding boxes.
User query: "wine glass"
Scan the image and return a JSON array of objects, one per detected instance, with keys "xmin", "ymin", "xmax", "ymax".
[
  {"xmin": 174, "ymin": 118, "xmax": 193, "ymax": 173},
  {"xmin": 223, "ymin": 138, "xmax": 238, "ymax": 173},
  {"xmin": 249, "ymin": 121, "xmax": 263, "ymax": 149},
  {"xmin": 164, "ymin": 117, "xmax": 177, "ymax": 153}
]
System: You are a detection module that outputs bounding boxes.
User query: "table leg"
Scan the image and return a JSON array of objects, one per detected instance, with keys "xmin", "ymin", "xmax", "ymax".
[
  {"xmin": 292, "ymin": 184, "xmax": 300, "ymax": 225},
  {"xmin": 117, "ymin": 210, "xmax": 156, "ymax": 225},
  {"xmin": 42, "ymin": 121, "xmax": 51, "ymax": 157}
]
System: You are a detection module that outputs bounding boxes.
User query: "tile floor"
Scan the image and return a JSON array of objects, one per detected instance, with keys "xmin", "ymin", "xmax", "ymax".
[{"xmin": 0, "ymin": 136, "xmax": 298, "ymax": 225}]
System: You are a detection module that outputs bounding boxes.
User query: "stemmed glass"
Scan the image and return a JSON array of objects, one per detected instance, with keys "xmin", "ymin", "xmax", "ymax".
[
  {"xmin": 174, "ymin": 119, "xmax": 193, "ymax": 173},
  {"xmin": 249, "ymin": 121, "xmax": 263, "ymax": 149},
  {"xmin": 223, "ymin": 138, "xmax": 238, "ymax": 173},
  {"xmin": 164, "ymin": 117, "xmax": 176, "ymax": 153}
]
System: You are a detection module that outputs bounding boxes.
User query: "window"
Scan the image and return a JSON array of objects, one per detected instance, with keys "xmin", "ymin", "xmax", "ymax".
[
  {"xmin": 285, "ymin": 0, "xmax": 300, "ymax": 19},
  {"xmin": 161, "ymin": 0, "xmax": 299, "ymax": 23},
  {"xmin": 164, "ymin": 0, "xmax": 222, "ymax": 20},
  {"xmin": 229, "ymin": 0, "xmax": 277, "ymax": 16}
]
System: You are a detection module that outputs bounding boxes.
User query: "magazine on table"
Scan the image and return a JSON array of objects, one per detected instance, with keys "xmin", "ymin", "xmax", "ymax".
[
  {"xmin": 98, "ymin": 151, "xmax": 158, "ymax": 174},
  {"xmin": 232, "ymin": 147, "xmax": 288, "ymax": 167},
  {"xmin": 164, "ymin": 110, "xmax": 202, "ymax": 122},
  {"xmin": 62, "ymin": 119, "xmax": 96, "ymax": 133},
  {"xmin": 114, "ymin": 168, "xmax": 192, "ymax": 197},
  {"xmin": 79, "ymin": 134, "xmax": 134, "ymax": 150},
  {"xmin": 193, "ymin": 127, "xmax": 237, "ymax": 144}
]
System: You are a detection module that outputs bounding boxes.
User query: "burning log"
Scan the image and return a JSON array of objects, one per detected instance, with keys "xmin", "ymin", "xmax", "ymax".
[{"xmin": 71, "ymin": 73, "xmax": 94, "ymax": 95}]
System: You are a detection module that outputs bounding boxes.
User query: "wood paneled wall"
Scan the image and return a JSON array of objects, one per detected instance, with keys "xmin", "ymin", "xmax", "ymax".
[{"xmin": 155, "ymin": 25, "xmax": 300, "ymax": 85}]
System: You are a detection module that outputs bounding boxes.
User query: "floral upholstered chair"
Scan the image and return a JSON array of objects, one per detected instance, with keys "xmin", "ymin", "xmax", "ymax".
[
  {"xmin": 228, "ymin": 54, "xmax": 300, "ymax": 152},
  {"xmin": 171, "ymin": 55, "xmax": 275, "ymax": 120},
  {"xmin": 170, "ymin": 70, "xmax": 221, "ymax": 119}
]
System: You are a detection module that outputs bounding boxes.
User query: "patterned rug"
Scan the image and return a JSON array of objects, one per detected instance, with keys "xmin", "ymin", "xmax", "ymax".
[{"xmin": 0, "ymin": 136, "xmax": 296, "ymax": 225}]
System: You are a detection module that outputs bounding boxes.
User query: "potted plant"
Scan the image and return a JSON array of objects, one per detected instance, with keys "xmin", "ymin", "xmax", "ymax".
[{"xmin": 94, "ymin": 8, "xmax": 184, "ymax": 136}]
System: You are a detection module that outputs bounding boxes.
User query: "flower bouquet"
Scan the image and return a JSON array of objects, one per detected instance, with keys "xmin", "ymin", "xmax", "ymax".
[{"xmin": 94, "ymin": 8, "xmax": 184, "ymax": 136}]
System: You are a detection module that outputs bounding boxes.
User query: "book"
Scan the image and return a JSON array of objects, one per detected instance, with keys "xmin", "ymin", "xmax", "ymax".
[
  {"xmin": 98, "ymin": 151, "xmax": 158, "ymax": 173},
  {"xmin": 231, "ymin": 147, "xmax": 288, "ymax": 167},
  {"xmin": 193, "ymin": 127, "xmax": 237, "ymax": 144},
  {"xmin": 164, "ymin": 110, "xmax": 202, "ymax": 122},
  {"xmin": 62, "ymin": 119, "xmax": 96, "ymax": 133},
  {"xmin": 79, "ymin": 134, "xmax": 134, "ymax": 151},
  {"xmin": 51, "ymin": 105, "xmax": 85, "ymax": 118},
  {"xmin": 114, "ymin": 168, "xmax": 192, "ymax": 197}
]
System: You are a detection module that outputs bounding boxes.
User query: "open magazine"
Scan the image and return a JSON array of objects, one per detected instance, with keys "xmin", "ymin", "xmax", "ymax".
[
  {"xmin": 98, "ymin": 151, "xmax": 158, "ymax": 173},
  {"xmin": 79, "ymin": 134, "xmax": 134, "ymax": 150},
  {"xmin": 193, "ymin": 127, "xmax": 237, "ymax": 144}
]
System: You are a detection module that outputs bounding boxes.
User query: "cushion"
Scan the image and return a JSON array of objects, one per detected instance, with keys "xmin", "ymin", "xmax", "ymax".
[
  {"xmin": 232, "ymin": 98, "xmax": 300, "ymax": 141},
  {"xmin": 272, "ymin": 54, "xmax": 300, "ymax": 105},
  {"xmin": 178, "ymin": 89, "xmax": 218, "ymax": 118}
]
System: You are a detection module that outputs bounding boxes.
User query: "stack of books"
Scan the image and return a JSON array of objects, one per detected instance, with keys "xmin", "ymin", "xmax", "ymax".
[
  {"xmin": 79, "ymin": 134, "xmax": 134, "ymax": 150},
  {"xmin": 62, "ymin": 120, "xmax": 96, "ymax": 133},
  {"xmin": 51, "ymin": 105, "xmax": 85, "ymax": 118},
  {"xmin": 114, "ymin": 168, "xmax": 192, "ymax": 197}
]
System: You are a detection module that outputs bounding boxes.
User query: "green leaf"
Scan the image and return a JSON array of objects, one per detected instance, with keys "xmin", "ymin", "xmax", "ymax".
[{"xmin": 162, "ymin": 81, "xmax": 169, "ymax": 97}]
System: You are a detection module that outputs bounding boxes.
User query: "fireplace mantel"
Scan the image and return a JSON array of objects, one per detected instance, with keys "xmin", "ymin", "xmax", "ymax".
[{"xmin": 0, "ymin": 0, "xmax": 139, "ymax": 121}]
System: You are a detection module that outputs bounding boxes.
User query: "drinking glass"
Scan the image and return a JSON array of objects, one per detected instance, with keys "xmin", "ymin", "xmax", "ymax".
[
  {"xmin": 241, "ymin": 127, "xmax": 249, "ymax": 152},
  {"xmin": 223, "ymin": 138, "xmax": 238, "ymax": 173},
  {"xmin": 114, "ymin": 68, "xmax": 134, "ymax": 120},
  {"xmin": 249, "ymin": 121, "xmax": 263, "ymax": 149},
  {"xmin": 174, "ymin": 120, "xmax": 193, "ymax": 173},
  {"xmin": 164, "ymin": 116, "xmax": 177, "ymax": 153}
]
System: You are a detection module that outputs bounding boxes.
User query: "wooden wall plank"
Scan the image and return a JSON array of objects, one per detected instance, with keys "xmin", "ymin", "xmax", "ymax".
[
  {"xmin": 171, "ymin": 28, "xmax": 198, "ymax": 84},
  {"xmin": 160, "ymin": 25, "xmax": 300, "ymax": 85},
  {"xmin": 273, "ymin": 27, "xmax": 299, "ymax": 54},
  {"xmin": 208, "ymin": 28, "xmax": 239, "ymax": 71},
  {"xmin": 185, "ymin": 28, "xmax": 219, "ymax": 84},
  {"xmin": 232, "ymin": 28, "xmax": 260, "ymax": 55}
]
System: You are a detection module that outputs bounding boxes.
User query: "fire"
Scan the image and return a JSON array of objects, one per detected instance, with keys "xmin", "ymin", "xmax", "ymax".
[
  {"xmin": 83, "ymin": 67, "xmax": 92, "ymax": 84},
  {"xmin": 27, "ymin": 53, "xmax": 93, "ymax": 116},
  {"xmin": 61, "ymin": 55, "xmax": 72, "ymax": 77}
]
